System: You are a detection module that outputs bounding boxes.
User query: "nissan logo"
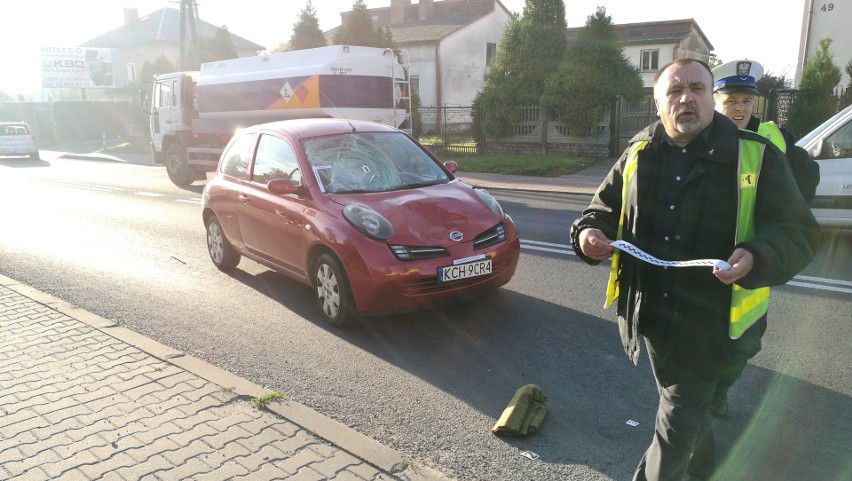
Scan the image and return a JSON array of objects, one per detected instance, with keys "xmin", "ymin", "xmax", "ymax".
[{"xmin": 449, "ymin": 231, "xmax": 464, "ymax": 241}]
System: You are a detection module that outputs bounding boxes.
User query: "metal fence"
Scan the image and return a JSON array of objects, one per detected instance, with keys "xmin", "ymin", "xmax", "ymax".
[
  {"xmin": 415, "ymin": 105, "xmax": 611, "ymax": 157},
  {"xmin": 415, "ymin": 106, "xmax": 478, "ymax": 156},
  {"xmin": 415, "ymin": 87, "xmax": 852, "ymax": 158}
]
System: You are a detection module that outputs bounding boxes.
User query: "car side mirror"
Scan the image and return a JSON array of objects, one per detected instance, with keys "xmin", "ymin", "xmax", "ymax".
[
  {"xmin": 443, "ymin": 160, "xmax": 459, "ymax": 173},
  {"xmin": 267, "ymin": 178, "xmax": 301, "ymax": 196}
]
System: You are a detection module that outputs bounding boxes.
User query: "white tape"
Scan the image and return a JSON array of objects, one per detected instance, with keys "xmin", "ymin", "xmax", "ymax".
[{"xmin": 610, "ymin": 240, "xmax": 731, "ymax": 271}]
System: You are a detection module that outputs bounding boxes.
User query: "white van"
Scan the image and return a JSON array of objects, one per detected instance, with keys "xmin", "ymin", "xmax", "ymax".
[{"xmin": 796, "ymin": 104, "xmax": 852, "ymax": 229}]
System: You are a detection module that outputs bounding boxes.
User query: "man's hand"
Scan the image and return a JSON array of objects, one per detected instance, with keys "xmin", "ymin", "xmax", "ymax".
[
  {"xmin": 579, "ymin": 228, "xmax": 614, "ymax": 261},
  {"xmin": 713, "ymin": 247, "xmax": 754, "ymax": 285}
]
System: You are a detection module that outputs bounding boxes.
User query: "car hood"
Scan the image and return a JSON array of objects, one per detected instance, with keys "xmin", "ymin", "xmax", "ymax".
[{"xmin": 330, "ymin": 181, "xmax": 500, "ymax": 245}]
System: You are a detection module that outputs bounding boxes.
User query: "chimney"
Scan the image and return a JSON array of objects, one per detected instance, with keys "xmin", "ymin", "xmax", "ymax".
[
  {"xmin": 419, "ymin": 0, "xmax": 435, "ymax": 20},
  {"xmin": 123, "ymin": 7, "xmax": 138, "ymax": 25},
  {"xmin": 391, "ymin": 0, "xmax": 410, "ymax": 24}
]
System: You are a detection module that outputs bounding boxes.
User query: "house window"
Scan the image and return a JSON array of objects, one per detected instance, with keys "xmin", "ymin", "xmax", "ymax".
[
  {"xmin": 486, "ymin": 43, "xmax": 497, "ymax": 66},
  {"xmin": 640, "ymin": 49, "xmax": 659, "ymax": 71},
  {"xmin": 126, "ymin": 63, "xmax": 137, "ymax": 84}
]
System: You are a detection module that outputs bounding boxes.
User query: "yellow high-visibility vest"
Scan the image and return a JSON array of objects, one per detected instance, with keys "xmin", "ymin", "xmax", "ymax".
[
  {"xmin": 605, "ymin": 139, "xmax": 769, "ymax": 339},
  {"xmin": 756, "ymin": 121, "xmax": 786, "ymax": 153}
]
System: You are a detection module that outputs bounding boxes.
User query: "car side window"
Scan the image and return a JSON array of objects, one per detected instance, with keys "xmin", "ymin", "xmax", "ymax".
[
  {"xmin": 823, "ymin": 121, "xmax": 852, "ymax": 159},
  {"xmin": 221, "ymin": 134, "xmax": 255, "ymax": 178},
  {"xmin": 252, "ymin": 134, "xmax": 301, "ymax": 186}
]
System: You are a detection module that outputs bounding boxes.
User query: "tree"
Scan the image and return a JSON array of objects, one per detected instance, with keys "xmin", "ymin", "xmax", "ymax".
[
  {"xmin": 756, "ymin": 71, "xmax": 790, "ymax": 94},
  {"xmin": 198, "ymin": 26, "xmax": 238, "ymax": 64},
  {"xmin": 472, "ymin": 0, "xmax": 567, "ymax": 137},
  {"xmin": 289, "ymin": 1, "xmax": 327, "ymax": 51},
  {"xmin": 842, "ymin": 58, "xmax": 852, "ymax": 108},
  {"xmin": 539, "ymin": 6, "xmax": 642, "ymax": 134},
  {"xmin": 788, "ymin": 35, "xmax": 842, "ymax": 136},
  {"xmin": 333, "ymin": 0, "xmax": 397, "ymax": 49},
  {"xmin": 708, "ymin": 53, "xmax": 722, "ymax": 70},
  {"xmin": 138, "ymin": 55, "xmax": 178, "ymax": 85}
]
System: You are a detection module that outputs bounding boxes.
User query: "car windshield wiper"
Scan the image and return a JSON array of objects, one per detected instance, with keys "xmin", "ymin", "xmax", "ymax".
[{"xmin": 330, "ymin": 188, "xmax": 378, "ymax": 194}]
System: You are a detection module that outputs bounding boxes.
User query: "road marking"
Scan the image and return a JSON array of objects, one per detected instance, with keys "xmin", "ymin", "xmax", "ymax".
[
  {"xmin": 520, "ymin": 239, "xmax": 849, "ymax": 295},
  {"xmin": 521, "ymin": 239, "xmax": 575, "ymax": 255},
  {"xmin": 45, "ymin": 180, "xmax": 124, "ymax": 192},
  {"xmin": 177, "ymin": 198, "xmax": 202, "ymax": 205},
  {"xmin": 786, "ymin": 281, "xmax": 852, "ymax": 294},
  {"xmin": 135, "ymin": 191, "xmax": 164, "ymax": 197}
]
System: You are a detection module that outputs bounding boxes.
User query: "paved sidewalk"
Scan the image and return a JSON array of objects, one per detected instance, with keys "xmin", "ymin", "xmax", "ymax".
[{"xmin": 0, "ymin": 275, "xmax": 447, "ymax": 481}]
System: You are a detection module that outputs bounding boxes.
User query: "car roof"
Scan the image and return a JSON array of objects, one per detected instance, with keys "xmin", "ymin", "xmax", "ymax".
[
  {"xmin": 0, "ymin": 121, "xmax": 31, "ymax": 127},
  {"xmin": 797, "ymin": 103, "xmax": 852, "ymax": 148},
  {"xmin": 247, "ymin": 118, "xmax": 400, "ymax": 140}
]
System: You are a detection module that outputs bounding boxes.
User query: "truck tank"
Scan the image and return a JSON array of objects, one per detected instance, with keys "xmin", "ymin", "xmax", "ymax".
[{"xmin": 194, "ymin": 45, "xmax": 410, "ymax": 131}]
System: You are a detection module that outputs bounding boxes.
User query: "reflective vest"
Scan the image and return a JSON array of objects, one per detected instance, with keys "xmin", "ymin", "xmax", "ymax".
[
  {"xmin": 605, "ymin": 139, "xmax": 770, "ymax": 339},
  {"xmin": 756, "ymin": 121, "xmax": 786, "ymax": 153}
]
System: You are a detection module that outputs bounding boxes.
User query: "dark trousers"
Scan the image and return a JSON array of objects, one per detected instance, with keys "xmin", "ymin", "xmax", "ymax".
[
  {"xmin": 713, "ymin": 363, "xmax": 745, "ymax": 400},
  {"xmin": 632, "ymin": 338, "xmax": 718, "ymax": 481}
]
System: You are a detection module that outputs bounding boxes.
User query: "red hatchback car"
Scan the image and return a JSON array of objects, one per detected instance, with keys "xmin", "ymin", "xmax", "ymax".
[{"xmin": 202, "ymin": 118, "xmax": 521, "ymax": 326}]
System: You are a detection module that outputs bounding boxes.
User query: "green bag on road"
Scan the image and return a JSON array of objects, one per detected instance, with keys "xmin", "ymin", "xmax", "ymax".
[{"xmin": 491, "ymin": 384, "xmax": 547, "ymax": 437}]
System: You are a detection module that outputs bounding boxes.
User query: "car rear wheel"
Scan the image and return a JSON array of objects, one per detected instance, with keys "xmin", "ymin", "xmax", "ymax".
[
  {"xmin": 165, "ymin": 143, "xmax": 193, "ymax": 186},
  {"xmin": 29, "ymin": 151, "xmax": 39, "ymax": 160},
  {"xmin": 314, "ymin": 253, "xmax": 355, "ymax": 327},
  {"xmin": 206, "ymin": 215, "xmax": 240, "ymax": 270}
]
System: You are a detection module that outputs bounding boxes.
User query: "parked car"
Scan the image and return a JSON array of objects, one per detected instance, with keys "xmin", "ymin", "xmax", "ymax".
[
  {"xmin": 201, "ymin": 118, "xmax": 521, "ymax": 326},
  {"xmin": 796, "ymin": 104, "xmax": 852, "ymax": 229},
  {"xmin": 0, "ymin": 122, "xmax": 39, "ymax": 159}
]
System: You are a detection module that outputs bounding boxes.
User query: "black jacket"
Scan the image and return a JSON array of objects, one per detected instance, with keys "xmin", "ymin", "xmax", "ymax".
[
  {"xmin": 570, "ymin": 113, "xmax": 819, "ymax": 378},
  {"xmin": 746, "ymin": 116, "xmax": 820, "ymax": 203}
]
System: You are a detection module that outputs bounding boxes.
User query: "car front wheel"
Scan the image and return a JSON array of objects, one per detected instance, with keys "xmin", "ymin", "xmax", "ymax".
[
  {"xmin": 206, "ymin": 215, "xmax": 240, "ymax": 270},
  {"xmin": 314, "ymin": 253, "xmax": 356, "ymax": 327}
]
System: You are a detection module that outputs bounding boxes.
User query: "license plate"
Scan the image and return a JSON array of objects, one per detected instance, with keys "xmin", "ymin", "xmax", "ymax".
[{"xmin": 438, "ymin": 258, "xmax": 492, "ymax": 284}]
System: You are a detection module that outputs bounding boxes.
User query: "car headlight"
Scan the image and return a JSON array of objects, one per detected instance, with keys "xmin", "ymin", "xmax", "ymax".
[
  {"xmin": 475, "ymin": 188, "xmax": 504, "ymax": 217},
  {"xmin": 343, "ymin": 205, "xmax": 393, "ymax": 241}
]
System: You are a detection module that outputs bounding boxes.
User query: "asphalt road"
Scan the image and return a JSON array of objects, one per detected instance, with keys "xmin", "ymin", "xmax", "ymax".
[{"xmin": 0, "ymin": 152, "xmax": 849, "ymax": 481}]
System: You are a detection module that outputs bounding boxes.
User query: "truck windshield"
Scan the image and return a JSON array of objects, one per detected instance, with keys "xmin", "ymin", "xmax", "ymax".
[{"xmin": 303, "ymin": 132, "xmax": 450, "ymax": 194}]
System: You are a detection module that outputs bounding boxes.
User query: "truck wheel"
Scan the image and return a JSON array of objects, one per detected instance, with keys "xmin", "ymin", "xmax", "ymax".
[
  {"xmin": 165, "ymin": 143, "xmax": 193, "ymax": 186},
  {"xmin": 205, "ymin": 214, "xmax": 240, "ymax": 270},
  {"xmin": 313, "ymin": 253, "xmax": 356, "ymax": 328}
]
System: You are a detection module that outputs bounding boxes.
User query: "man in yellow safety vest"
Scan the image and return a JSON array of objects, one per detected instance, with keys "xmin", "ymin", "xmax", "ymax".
[{"xmin": 570, "ymin": 58, "xmax": 819, "ymax": 481}]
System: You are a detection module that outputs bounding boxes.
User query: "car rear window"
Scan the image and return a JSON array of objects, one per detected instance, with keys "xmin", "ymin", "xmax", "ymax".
[{"xmin": 2, "ymin": 125, "xmax": 30, "ymax": 136}]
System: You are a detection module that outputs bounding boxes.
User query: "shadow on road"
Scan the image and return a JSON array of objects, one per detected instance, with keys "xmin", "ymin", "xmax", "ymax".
[
  {"xmin": 225, "ymin": 260, "xmax": 850, "ymax": 481},
  {"xmin": 0, "ymin": 157, "xmax": 50, "ymax": 168}
]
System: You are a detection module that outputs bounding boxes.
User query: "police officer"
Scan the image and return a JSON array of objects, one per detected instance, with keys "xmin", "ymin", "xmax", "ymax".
[
  {"xmin": 711, "ymin": 60, "xmax": 821, "ymax": 417},
  {"xmin": 713, "ymin": 59, "xmax": 820, "ymax": 203}
]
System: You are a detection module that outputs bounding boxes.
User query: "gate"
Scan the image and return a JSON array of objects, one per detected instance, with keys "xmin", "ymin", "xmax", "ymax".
[
  {"xmin": 416, "ymin": 106, "xmax": 478, "ymax": 156},
  {"xmin": 612, "ymin": 94, "xmax": 657, "ymax": 155}
]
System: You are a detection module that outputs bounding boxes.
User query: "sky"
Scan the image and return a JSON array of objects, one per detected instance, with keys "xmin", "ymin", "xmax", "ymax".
[{"xmin": 1, "ymin": 0, "xmax": 805, "ymax": 100}]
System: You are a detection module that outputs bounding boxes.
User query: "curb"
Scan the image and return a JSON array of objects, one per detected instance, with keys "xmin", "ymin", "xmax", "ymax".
[{"xmin": 0, "ymin": 273, "xmax": 450, "ymax": 481}]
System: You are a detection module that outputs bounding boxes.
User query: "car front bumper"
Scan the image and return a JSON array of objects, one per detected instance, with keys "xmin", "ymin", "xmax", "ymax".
[{"xmin": 341, "ymin": 219, "xmax": 521, "ymax": 315}]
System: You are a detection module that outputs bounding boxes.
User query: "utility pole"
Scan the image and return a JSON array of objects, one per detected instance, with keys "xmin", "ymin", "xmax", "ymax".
[{"xmin": 179, "ymin": 0, "xmax": 200, "ymax": 70}]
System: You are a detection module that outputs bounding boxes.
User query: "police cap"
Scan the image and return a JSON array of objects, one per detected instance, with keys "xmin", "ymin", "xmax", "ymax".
[{"xmin": 712, "ymin": 59, "xmax": 763, "ymax": 94}]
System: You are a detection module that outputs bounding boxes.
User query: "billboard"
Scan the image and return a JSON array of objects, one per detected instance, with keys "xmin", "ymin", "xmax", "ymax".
[{"xmin": 41, "ymin": 47, "xmax": 121, "ymax": 89}]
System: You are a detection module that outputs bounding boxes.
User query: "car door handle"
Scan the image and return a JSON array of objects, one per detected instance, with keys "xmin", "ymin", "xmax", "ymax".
[{"xmin": 239, "ymin": 193, "xmax": 249, "ymax": 204}]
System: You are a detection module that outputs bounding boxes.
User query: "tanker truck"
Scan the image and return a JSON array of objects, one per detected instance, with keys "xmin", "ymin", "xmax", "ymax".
[{"xmin": 141, "ymin": 45, "xmax": 411, "ymax": 186}]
